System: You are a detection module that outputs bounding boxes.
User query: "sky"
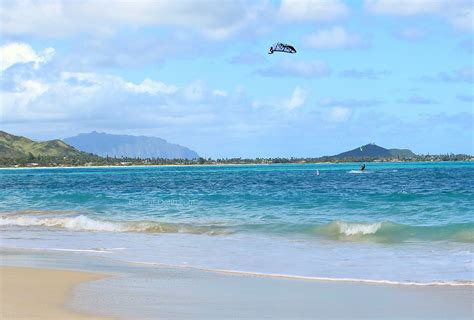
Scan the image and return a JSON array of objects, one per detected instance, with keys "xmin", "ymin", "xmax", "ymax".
[{"xmin": 0, "ymin": 0, "xmax": 473, "ymax": 158}]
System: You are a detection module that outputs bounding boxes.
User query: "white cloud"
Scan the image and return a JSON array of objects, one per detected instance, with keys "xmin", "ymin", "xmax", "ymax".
[
  {"xmin": 1, "ymin": 79, "xmax": 49, "ymax": 112},
  {"xmin": 302, "ymin": 26, "xmax": 364, "ymax": 49},
  {"xmin": 323, "ymin": 106, "xmax": 351, "ymax": 122},
  {"xmin": 278, "ymin": 0, "xmax": 349, "ymax": 22},
  {"xmin": 0, "ymin": 0, "xmax": 264, "ymax": 39},
  {"xmin": 1, "ymin": 49, "xmax": 306, "ymax": 154},
  {"xmin": 284, "ymin": 87, "xmax": 307, "ymax": 110},
  {"xmin": 251, "ymin": 86, "xmax": 308, "ymax": 112},
  {"xmin": 0, "ymin": 42, "xmax": 55, "ymax": 71},
  {"xmin": 258, "ymin": 59, "xmax": 330, "ymax": 78},
  {"xmin": 125, "ymin": 78, "xmax": 178, "ymax": 95},
  {"xmin": 364, "ymin": 0, "xmax": 474, "ymax": 32}
]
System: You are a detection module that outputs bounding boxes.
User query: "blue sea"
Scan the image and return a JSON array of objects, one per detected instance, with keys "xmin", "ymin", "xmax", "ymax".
[{"xmin": 1, "ymin": 162, "xmax": 473, "ymax": 285}]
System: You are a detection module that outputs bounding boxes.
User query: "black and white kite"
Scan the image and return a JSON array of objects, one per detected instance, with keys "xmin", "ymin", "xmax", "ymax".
[{"xmin": 268, "ymin": 43, "xmax": 297, "ymax": 54}]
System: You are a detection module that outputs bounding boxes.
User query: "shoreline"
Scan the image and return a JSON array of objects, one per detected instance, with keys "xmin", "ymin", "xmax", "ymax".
[
  {"xmin": 125, "ymin": 259, "xmax": 474, "ymax": 287},
  {"xmin": 2, "ymin": 255, "xmax": 473, "ymax": 320},
  {"xmin": 0, "ymin": 159, "xmax": 472, "ymax": 170},
  {"xmin": 0, "ymin": 266, "xmax": 110, "ymax": 319},
  {"xmin": 2, "ymin": 246, "xmax": 473, "ymax": 288}
]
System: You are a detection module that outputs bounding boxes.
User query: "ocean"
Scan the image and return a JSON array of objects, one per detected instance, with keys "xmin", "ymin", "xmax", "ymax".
[{"xmin": 1, "ymin": 162, "xmax": 473, "ymax": 285}]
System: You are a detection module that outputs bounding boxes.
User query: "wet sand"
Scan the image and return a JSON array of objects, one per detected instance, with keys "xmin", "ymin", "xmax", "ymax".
[{"xmin": 1, "ymin": 249, "xmax": 473, "ymax": 319}]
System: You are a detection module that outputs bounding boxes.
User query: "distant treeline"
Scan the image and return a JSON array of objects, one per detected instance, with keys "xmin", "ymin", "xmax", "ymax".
[{"xmin": 0, "ymin": 153, "xmax": 472, "ymax": 168}]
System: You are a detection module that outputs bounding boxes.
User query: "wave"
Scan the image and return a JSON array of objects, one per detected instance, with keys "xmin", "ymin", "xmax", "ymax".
[
  {"xmin": 313, "ymin": 221, "xmax": 474, "ymax": 242},
  {"xmin": 348, "ymin": 170, "xmax": 373, "ymax": 174},
  {"xmin": 0, "ymin": 215, "xmax": 229, "ymax": 235},
  {"xmin": 1, "ymin": 213, "xmax": 472, "ymax": 242}
]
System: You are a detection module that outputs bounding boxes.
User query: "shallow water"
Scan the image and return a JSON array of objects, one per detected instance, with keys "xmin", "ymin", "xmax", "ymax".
[{"xmin": 1, "ymin": 162, "xmax": 473, "ymax": 283}]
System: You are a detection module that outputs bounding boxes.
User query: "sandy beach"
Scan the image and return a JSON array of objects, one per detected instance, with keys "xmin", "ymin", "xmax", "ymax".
[
  {"xmin": 0, "ymin": 266, "xmax": 108, "ymax": 319},
  {"xmin": 1, "ymin": 248, "xmax": 473, "ymax": 319}
]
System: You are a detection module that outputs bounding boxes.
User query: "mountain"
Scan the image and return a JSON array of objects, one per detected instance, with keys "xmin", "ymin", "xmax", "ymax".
[
  {"xmin": 0, "ymin": 131, "xmax": 88, "ymax": 158},
  {"xmin": 64, "ymin": 132, "xmax": 199, "ymax": 159},
  {"xmin": 333, "ymin": 143, "xmax": 415, "ymax": 159}
]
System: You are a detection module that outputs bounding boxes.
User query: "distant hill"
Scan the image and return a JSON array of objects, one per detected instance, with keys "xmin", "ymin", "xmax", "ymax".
[
  {"xmin": 333, "ymin": 143, "xmax": 415, "ymax": 159},
  {"xmin": 0, "ymin": 131, "xmax": 88, "ymax": 158},
  {"xmin": 64, "ymin": 132, "xmax": 199, "ymax": 159}
]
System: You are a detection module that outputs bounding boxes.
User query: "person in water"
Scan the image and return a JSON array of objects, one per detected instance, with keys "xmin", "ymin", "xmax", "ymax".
[{"xmin": 360, "ymin": 164, "xmax": 366, "ymax": 171}]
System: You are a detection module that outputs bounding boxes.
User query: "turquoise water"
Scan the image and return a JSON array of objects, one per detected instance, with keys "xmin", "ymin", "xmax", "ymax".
[{"xmin": 1, "ymin": 162, "xmax": 473, "ymax": 284}]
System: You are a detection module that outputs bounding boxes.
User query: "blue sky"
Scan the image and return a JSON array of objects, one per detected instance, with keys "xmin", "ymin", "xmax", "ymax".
[{"xmin": 1, "ymin": 0, "xmax": 473, "ymax": 157}]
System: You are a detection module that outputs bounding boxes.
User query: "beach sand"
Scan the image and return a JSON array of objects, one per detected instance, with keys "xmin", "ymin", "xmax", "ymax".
[
  {"xmin": 0, "ymin": 266, "xmax": 108, "ymax": 319},
  {"xmin": 1, "ymin": 249, "xmax": 473, "ymax": 319}
]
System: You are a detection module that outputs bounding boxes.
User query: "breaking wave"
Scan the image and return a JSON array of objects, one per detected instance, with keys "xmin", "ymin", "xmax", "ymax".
[
  {"xmin": 0, "ymin": 213, "xmax": 472, "ymax": 242},
  {"xmin": 313, "ymin": 221, "xmax": 474, "ymax": 242},
  {"xmin": 0, "ymin": 214, "xmax": 229, "ymax": 235}
]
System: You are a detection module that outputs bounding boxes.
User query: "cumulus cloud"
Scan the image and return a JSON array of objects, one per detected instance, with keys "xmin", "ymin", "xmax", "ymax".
[
  {"xmin": 1, "ymin": 79, "xmax": 49, "ymax": 117},
  {"xmin": 364, "ymin": 0, "xmax": 474, "ymax": 32},
  {"xmin": 257, "ymin": 59, "xmax": 331, "ymax": 78},
  {"xmin": 339, "ymin": 69, "xmax": 390, "ymax": 79},
  {"xmin": 251, "ymin": 86, "xmax": 308, "ymax": 112},
  {"xmin": 0, "ymin": 42, "xmax": 55, "ymax": 71},
  {"xmin": 284, "ymin": 87, "xmax": 307, "ymax": 110},
  {"xmin": 125, "ymin": 78, "xmax": 178, "ymax": 95},
  {"xmin": 302, "ymin": 26, "xmax": 365, "ymax": 50},
  {"xmin": 0, "ymin": 46, "xmax": 206, "ymax": 125},
  {"xmin": 0, "ymin": 0, "xmax": 265, "ymax": 40},
  {"xmin": 278, "ymin": 0, "xmax": 349, "ymax": 22}
]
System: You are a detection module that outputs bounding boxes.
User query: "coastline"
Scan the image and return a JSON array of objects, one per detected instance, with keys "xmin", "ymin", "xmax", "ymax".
[
  {"xmin": 0, "ymin": 159, "xmax": 472, "ymax": 170},
  {"xmin": 0, "ymin": 266, "xmax": 110, "ymax": 319}
]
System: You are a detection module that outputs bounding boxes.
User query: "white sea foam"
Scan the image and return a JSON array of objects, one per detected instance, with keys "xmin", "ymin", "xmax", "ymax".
[
  {"xmin": 0, "ymin": 215, "xmax": 224, "ymax": 235},
  {"xmin": 336, "ymin": 221, "xmax": 382, "ymax": 236},
  {"xmin": 0, "ymin": 215, "xmax": 125, "ymax": 232},
  {"xmin": 348, "ymin": 170, "xmax": 372, "ymax": 174}
]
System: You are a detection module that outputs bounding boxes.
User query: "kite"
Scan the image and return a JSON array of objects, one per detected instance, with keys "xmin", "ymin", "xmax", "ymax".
[{"xmin": 268, "ymin": 43, "xmax": 297, "ymax": 54}]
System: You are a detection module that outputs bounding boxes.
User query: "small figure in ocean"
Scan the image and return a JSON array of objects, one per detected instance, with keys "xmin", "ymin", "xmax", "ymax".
[
  {"xmin": 315, "ymin": 170, "xmax": 320, "ymax": 176},
  {"xmin": 360, "ymin": 164, "xmax": 366, "ymax": 171}
]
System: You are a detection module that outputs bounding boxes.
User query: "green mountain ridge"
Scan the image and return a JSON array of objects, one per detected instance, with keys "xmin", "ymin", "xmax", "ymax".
[
  {"xmin": 333, "ymin": 143, "xmax": 416, "ymax": 159},
  {"xmin": 0, "ymin": 131, "xmax": 422, "ymax": 163},
  {"xmin": 0, "ymin": 131, "xmax": 90, "ymax": 159}
]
